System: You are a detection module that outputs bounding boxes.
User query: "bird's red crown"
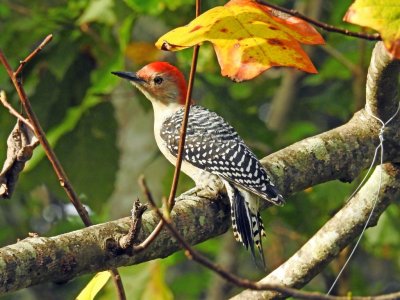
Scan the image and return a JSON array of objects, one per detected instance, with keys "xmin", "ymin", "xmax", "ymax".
[{"xmin": 140, "ymin": 62, "xmax": 188, "ymax": 105}]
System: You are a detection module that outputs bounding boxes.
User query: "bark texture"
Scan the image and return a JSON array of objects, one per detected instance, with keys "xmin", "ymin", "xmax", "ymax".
[
  {"xmin": 0, "ymin": 197, "xmax": 230, "ymax": 294},
  {"xmin": 232, "ymin": 163, "xmax": 400, "ymax": 299},
  {"xmin": 232, "ymin": 41, "xmax": 400, "ymax": 300}
]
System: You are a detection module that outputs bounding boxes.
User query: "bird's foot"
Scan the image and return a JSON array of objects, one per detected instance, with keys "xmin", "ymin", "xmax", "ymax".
[
  {"xmin": 176, "ymin": 186, "xmax": 203, "ymax": 202},
  {"xmin": 176, "ymin": 176, "xmax": 224, "ymax": 202}
]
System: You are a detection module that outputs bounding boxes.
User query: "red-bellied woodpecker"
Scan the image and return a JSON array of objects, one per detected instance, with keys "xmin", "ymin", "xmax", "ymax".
[{"xmin": 112, "ymin": 62, "xmax": 284, "ymax": 265}]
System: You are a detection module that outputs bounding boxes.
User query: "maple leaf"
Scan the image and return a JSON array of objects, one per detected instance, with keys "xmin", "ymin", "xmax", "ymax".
[
  {"xmin": 344, "ymin": 0, "xmax": 400, "ymax": 58},
  {"xmin": 155, "ymin": 0, "xmax": 324, "ymax": 82}
]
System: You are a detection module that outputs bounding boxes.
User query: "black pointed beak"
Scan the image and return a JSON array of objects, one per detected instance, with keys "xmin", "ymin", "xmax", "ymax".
[{"xmin": 111, "ymin": 71, "xmax": 146, "ymax": 83}]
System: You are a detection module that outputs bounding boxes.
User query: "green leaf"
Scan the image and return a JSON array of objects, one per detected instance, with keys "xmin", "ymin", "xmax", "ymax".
[
  {"xmin": 25, "ymin": 55, "xmax": 123, "ymax": 171},
  {"xmin": 77, "ymin": 0, "xmax": 116, "ymax": 25},
  {"xmin": 123, "ymin": 0, "xmax": 192, "ymax": 15},
  {"xmin": 123, "ymin": 0, "xmax": 167, "ymax": 15},
  {"xmin": 46, "ymin": 39, "xmax": 79, "ymax": 80}
]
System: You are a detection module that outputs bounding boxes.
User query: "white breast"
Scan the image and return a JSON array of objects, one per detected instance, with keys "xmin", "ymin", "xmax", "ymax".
[{"xmin": 152, "ymin": 102, "xmax": 208, "ymax": 182}]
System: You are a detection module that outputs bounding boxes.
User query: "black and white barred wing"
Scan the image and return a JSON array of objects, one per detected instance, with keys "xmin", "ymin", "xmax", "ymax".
[{"xmin": 160, "ymin": 105, "xmax": 284, "ymax": 206}]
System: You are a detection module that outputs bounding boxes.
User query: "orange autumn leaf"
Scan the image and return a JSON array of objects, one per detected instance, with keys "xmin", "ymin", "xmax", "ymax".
[
  {"xmin": 344, "ymin": 0, "xmax": 400, "ymax": 58},
  {"xmin": 155, "ymin": 0, "xmax": 325, "ymax": 81}
]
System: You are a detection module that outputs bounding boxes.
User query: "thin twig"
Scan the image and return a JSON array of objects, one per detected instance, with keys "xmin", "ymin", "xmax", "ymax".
[
  {"xmin": 138, "ymin": 175, "xmax": 156, "ymax": 205},
  {"xmin": 111, "ymin": 274, "xmax": 126, "ymax": 300},
  {"xmin": 14, "ymin": 34, "xmax": 53, "ymax": 77},
  {"xmin": 131, "ymin": 0, "xmax": 202, "ymax": 253},
  {"xmin": 119, "ymin": 198, "xmax": 147, "ymax": 249},
  {"xmin": 0, "ymin": 41, "xmax": 92, "ymax": 227},
  {"xmin": 0, "ymin": 36, "xmax": 126, "ymax": 300},
  {"xmin": 256, "ymin": 0, "xmax": 381, "ymax": 41},
  {"xmin": 166, "ymin": 0, "xmax": 201, "ymax": 210},
  {"xmin": 0, "ymin": 90, "xmax": 34, "ymax": 131},
  {"xmin": 146, "ymin": 192, "xmax": 400, "ymax": 300},
  {"xmin": 133, "ymin": 176, "xmax": 162, "ymax": 251}
]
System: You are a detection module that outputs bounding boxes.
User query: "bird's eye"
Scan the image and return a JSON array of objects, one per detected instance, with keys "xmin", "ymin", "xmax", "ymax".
[{"xmin": 153, "ymin": 76, "xmax": 163, "ymax": 85}]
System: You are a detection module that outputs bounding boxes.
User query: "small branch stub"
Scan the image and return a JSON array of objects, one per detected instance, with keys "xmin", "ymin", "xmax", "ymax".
[{"xmin": 119, "ymin": 199, "xmax": 148, "ymax": 250}]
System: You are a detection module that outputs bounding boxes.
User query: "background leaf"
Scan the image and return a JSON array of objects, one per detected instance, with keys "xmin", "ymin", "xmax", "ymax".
[{"xmin": 344, "ymin": 0, "xmax": 400, "ymax": 58}]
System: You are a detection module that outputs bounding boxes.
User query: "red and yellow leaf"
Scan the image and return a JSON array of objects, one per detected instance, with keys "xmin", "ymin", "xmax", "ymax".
[
  {"xmin": 155, "ymin": 0, "xmax": 324, "ymax": 81},
  {"xmin": 344, "ymin": 0, "xmax": 400, "ymax": 58}
]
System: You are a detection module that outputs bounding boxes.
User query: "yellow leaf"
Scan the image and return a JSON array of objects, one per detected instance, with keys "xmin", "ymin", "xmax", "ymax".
[
  {"xmin": 156, "ymin": 0, "xmax": 324, "ymax": 81},
  {"xmin": 344, "ymin": 0, "xmax": 400, "ymax": 58},
  {"xmin": 76, "ymin": 271, "xmax": 111, "ymax": 300}
]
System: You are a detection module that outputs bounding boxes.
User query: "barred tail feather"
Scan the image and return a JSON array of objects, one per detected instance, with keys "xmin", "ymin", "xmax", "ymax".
[
  {"xmin": 254, "ymin": 212, "xmax": 266, "ymax": 267},
  {"xmin": 222, "ymin": 179, "xmax": 266, "ymax": 268}
]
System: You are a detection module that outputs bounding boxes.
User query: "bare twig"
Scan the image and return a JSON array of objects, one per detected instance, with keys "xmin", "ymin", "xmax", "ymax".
[
  {"xmin": 0, "ymin": 90, "xmax": 34, "ymax": 131},
  {"xmin": 133, "ymin": 176, "xmax": 163, "ymax": 251},
  {"xmin": 119, "ymin": 199, "xmax": 147, "ymax": 249},
  {"xmin": 138, "ymin": 175, "xmax": 156, "ymax": 205},
  {"xmin": 256, "ymin": 0, "xmax": 381, "ymax": 41},
  {"xmin": 0, "ymin": 36, "xmax": 92, "ymax": 227},
  {"xmin": 112, "ymin": 275, "xmax": 126, "ymax": 300},
  {"xmin": 0, "ymin": 35, "xmax": 126, "ymax": 300}
]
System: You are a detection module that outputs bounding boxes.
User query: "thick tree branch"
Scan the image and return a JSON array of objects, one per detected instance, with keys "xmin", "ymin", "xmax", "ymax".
[
  {"xmin": 233, "ymin": 41, "xmax": 400, "ymax": 300},
  {"xmin": 232, "ymin": 163, "xmax": 400, "ymax": 299},
  {"xmin": 0, "ymin": 194, "xmax": 230, "ymax": 294},
  {"xmin": 147, "ymin": 163, "xmax": 400, "ymax": 300},
  {"xmin": 366, "ymin": 42, "xmax": 400, "ymax": 120},
  {"xmin": 262, "ymin": 109, "xmax": 394, "ymax": 194},
  {"xmin": 264, "ymin": 42, "xmax": 400, "ymax": 194}
]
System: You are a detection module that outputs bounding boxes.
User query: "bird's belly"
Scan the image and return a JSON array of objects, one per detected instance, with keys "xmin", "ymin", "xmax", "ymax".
[{"xmin": 154, "ymin": 132, "xmax": 209, "ymax": 182}]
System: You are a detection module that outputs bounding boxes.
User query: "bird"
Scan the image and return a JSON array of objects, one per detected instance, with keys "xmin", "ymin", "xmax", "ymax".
[{"xmin": 112, "ymin": 62, "xmax": 284, "ymax": 266}]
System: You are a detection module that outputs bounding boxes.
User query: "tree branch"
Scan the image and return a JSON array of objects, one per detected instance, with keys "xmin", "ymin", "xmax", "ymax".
[
  {"xmin": 0, "ymin": 36, "xmax": 92, "ymax": 227},
  {"xmin": 0, "ymin": 91, "xmax": 34, "ymax": 131},
  {"xmin": 366, "ymin": 42, "xmax": 400, "ymax": 120},
  {"xmin": 233, "ymin": 40, "xmax": 400, "ymax": 300},
  {"xmin": 263, "ymin": 42, "xmax": 400, "ymax": 196},
  {"xmin": 147, "ymin": 163, "xmax": 400, "ymax": 300},
  {"xmin": 232, "ymin": 163, "xmax": 400, "ymax": 299},
  {"xmin": 0, "ymin": 194, "xmax": 231, "ymax": 294}
]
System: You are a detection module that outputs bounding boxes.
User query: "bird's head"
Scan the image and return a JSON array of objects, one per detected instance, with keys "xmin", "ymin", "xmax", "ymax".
[{"xmin": 112, "ymin": 62, "xmax": 188, "ymax": 105}]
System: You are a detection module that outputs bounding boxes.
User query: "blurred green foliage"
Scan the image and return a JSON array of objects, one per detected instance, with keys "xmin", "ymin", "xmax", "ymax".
[{"xmin": 0, "ymin": 0, "xmax": 399, "ymax": 299}]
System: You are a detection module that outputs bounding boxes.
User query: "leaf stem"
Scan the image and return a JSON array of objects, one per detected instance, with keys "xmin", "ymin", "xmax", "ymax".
[{"xmin": 256, "ymin": 0, "xmax": 381, "ymax": 41}]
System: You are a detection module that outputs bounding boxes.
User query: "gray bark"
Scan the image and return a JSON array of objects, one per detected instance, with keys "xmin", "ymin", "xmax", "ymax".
[{"xmin": 232, "ymin": 163, "xmax": 400, "ymax": 299}]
